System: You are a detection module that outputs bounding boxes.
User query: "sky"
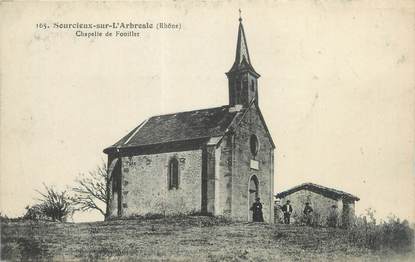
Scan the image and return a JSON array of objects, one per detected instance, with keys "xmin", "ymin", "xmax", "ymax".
[{"xmin": 1, "ymin": 0, "xmax": 414, "ymax": 222}]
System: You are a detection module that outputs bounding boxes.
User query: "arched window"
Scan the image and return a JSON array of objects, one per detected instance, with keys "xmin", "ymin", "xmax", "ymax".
[{"xmin": 168, "ymin": 158, "xmax": 179, "ymax": 190}]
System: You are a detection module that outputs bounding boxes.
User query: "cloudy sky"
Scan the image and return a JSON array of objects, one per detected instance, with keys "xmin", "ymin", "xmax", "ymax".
[{"xmin": 1, "ymin": 0, "xmax": 414, "ymax": 222}]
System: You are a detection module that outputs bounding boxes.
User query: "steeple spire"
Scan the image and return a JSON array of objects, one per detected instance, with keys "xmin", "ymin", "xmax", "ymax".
[
  {"xmin": 227, "ymin": 13, "xmax": 259, "ymax": 76},
  {"xmin": 226, "ymin": 14, "xmax": 260, "ymax": 108}
]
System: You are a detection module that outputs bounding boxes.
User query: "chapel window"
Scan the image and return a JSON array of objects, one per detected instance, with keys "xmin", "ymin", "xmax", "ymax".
[
  {"xmin": 243, "ymin": 79, "xmax": 249, "ymax": 93},
  {"xmin": 250, "ymin": 134, "xmax": 259, "ymax": 157},
  {"xmin": 235, "ymin": 80, "xmax": 241, "ymax": 104},
  {"xmin": 168, "ymin": 158, "xmax": 179, "ymax": 190}
]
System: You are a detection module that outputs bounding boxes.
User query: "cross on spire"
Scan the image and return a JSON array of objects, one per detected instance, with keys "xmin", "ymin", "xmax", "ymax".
[{"xmin": 239, "ymin": 9, "xmax": 242, "ymax": 22}]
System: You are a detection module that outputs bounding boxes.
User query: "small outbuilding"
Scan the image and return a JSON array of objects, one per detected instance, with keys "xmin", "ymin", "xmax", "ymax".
[{"xmin": 275, "ymin": 183, "xmax": 360, "ymax": 227}]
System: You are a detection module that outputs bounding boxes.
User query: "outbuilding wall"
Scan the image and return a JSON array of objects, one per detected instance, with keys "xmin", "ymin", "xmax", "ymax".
[{"xmin": 278, "ymin": 189, "xmax": 343, "ymax": 225}]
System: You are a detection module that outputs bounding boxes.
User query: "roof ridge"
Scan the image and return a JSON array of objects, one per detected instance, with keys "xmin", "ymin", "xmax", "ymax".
[
  {"xmin": 124, "ymin": 118, "xmax": 149, "ymax": 145},
  {"xmin": 276, "ymin": 182, "xmax": 359, "ymax": 201},
  {"xmin": 150, "ymin": 105, "xmax": 230, "ymax": 119}
]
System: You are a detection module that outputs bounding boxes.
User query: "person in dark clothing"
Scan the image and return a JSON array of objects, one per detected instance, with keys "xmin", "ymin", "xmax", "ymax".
[
  {"xmin": 303, "ymin": 202, "xmax": 313, "ymax": 226},
  {"xmin": 250, "ymin": 198, "xmax": 264, "ymax": 222},
  {"xmin": 281, "ymin": 200, "xmax": 293, "ymax": 224}
]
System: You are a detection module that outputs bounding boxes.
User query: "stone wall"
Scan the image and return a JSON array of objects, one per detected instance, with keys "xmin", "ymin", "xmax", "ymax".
[
  {"xmin": 118, "ymin": 150, "xmax": 203, "ymax": 217},
  {"xmin": 230, "ymin": 104, "xmax": 274, "ymax": 223},
  {"xmin": 107, "ymin": 156, "xmax": 121, "ymax": 218},
  {"xmin": 217, "ymin": 135, "xmax": 233, "ymax": 217},
  {"xmin": 342, "ymin": 200, "xmax": 355, "ymax": 228}
]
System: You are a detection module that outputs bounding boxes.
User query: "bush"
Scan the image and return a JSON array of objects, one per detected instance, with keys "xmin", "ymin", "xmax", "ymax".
[
  {"xmin": 0, "ymin": 212, "xmax": 9, "ymax": 222},
  {"xmin": 327, "ymin": 209, "xmax": 339, "ymax": 228},
  {"xmin": 0, "ymin": 212, "xmax": 27, "ymax": 222},
  {"xmin": 115, "ymin": 213, "xmax": 166, "ymax": 221},
  {"xmin": 291, "ymin": 211, "xmax": 323, "ymax": 227},
  {"xmin": 23, "ymin": 204, "xmax": 49, "ymax": 221},
  {"xmin": 273, "ymin": 205, "xmax": 284, "ymax": 224},
  {"xmin": 311, "ymin": 211, "xmax": 322, "ymax": 227},
  {"xmin": 29, "ymin": 184, "xmax": 75, "ymax": 222},
  {"xmin": 348, "ymin": 210, "xmax": 414, "ymax": 253}
]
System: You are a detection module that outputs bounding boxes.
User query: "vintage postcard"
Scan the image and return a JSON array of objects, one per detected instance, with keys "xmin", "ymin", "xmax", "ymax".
[{"xmin": 1, "ymin": 0, "xmax": 414, "ymax": 261}]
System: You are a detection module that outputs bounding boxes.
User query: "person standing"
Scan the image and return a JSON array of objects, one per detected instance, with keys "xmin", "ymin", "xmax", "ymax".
[
  {"xmin": 250, "ymin": 197, "xmax": 264, "ymax": 222},
  {"xmin": 303, "ymin": 202, "xmax": 313, "ymax": 226},
  {"xmin": 274, "ymin": 199, "xmax": 284, "ymax": 224},
  {"xmin": 281, "ymin": 200, "xmax": 293, "ymax": 224}
]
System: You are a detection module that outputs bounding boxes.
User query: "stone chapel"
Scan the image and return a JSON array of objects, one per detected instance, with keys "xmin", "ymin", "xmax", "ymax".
[{"xmin": 104, "ymin": 17, "xmax": 275, "ymax": 222}]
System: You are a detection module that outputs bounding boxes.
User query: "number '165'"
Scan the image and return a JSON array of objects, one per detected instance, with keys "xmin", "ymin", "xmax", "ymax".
[{"xmin": 36, "ymin": 23, "xmax": 47, "ymax": 29}]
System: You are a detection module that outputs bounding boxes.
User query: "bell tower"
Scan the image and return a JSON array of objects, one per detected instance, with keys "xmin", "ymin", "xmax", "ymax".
[{"xmin": 226, "ymin": 14, "xmax": 260, "ymax": 108}]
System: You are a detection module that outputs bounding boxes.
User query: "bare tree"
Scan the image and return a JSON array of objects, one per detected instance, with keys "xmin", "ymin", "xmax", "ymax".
[{"xmin": 72, "ymin": 162, "xmax": 109, "ymax": 217}]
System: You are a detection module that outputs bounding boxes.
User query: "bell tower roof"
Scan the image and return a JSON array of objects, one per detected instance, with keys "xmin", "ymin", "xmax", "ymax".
[{"xmin": 227, "ymin": 14, "xmax": 260, "ymax": 77}]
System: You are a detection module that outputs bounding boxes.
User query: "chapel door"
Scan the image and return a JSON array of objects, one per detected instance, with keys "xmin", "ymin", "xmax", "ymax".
[{"xmin": 248, "ymin": 175, "xmax": 259, "ymax": 221}]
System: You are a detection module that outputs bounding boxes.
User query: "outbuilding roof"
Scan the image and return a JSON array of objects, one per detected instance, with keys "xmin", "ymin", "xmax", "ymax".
[{"xmin": 275, "ymin": 183, "xmax": 360, "ymax": 201}]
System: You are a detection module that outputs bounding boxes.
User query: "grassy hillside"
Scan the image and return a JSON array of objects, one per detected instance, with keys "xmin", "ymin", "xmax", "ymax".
[{"xmin": 1, "ymin": 216, "xmax": 413, "ymax": 261}]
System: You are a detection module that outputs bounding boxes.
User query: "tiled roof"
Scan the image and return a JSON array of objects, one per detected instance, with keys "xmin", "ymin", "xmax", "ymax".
[
  {"xmin": 275, "ymin": 183, "xmax": 360, "ymax": 201},
  {"xmin": 104, "ymin": 105, "xmax": 239, "ymax": 153}
]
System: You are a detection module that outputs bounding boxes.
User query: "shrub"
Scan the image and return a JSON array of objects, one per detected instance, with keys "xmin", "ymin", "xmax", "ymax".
[
  {"xmin": 348, "ymin": 210, "xmax": 414, "ymax": 253},
  {"xmin": 0, "ymin": 212, "xmax": 27, "ymax": 222},
  {"xmin": 23, "ymin": 204, "xmax": 49, "ymax": 221},
  {"xmin": 0, "ymin": 212, "xmax": 9, "ymax": 222},
  {"xmin": 143, "ymin": 213, "xmax": 165, "ymax": 220},
  {"xmin": 188, "ymin": 210, "xmax": 213, "ymax": 217},
  {"xmin": 292, "ymin": 211, "xmax": 323, "ymax": 227},
  {"xmin": 273, "ymin": 205, "xmax": 284, "ymax": 224},
  {"xmin": 311, "ymin": 211, "xmax": 322, "ymax": 227},
  {"xmin": 291, "ymin": 210, "xmax": 301, "ymax": 225},
  {"xmin": 30, "ymin": 184, "xmax": 75, "ymax": 222},
  {"xmin": 327, "ymin": 209, "xmax": 339, "ymax": 228}
]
